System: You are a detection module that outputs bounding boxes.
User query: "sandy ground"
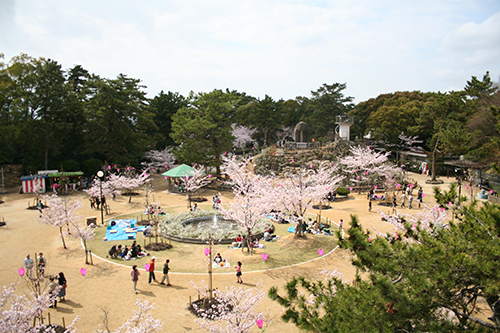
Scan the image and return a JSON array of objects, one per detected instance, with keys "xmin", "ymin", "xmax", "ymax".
[{"xmin": 0, "ymin": 172, "xmax": 459, "ymax": 332}]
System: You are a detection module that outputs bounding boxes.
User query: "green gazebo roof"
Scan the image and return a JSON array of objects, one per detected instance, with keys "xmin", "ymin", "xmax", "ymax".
[{"xmin": 161, "ymin": 164, "xmax": 195, "ymax": 178}]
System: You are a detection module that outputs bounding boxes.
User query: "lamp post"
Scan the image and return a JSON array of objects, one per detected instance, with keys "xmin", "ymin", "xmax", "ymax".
[{"xmin": 97, "ymin": 170, "xmax": 104, "ymax": 225}]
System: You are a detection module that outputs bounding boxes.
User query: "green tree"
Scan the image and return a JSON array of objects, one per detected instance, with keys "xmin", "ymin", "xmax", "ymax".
[
  {"xmin": 235, "ymin": 94, "xmax": 283, "ymax": 146},
  {"xmin": 303, "ymin": 83, "xmax": 355, "ymax": 140},
  {"xmin": 85, "ymin": 74, "xmax": 155, "ymax": 165},
  {"xmin": 270, "ymin": 204, "xmax": 500, "ymax": 332},
  {"xmin": 170, "ymin": 89, "xmax": 239, "ymax": 171},
  {"xmin": 148, "ymin": 90, "xmax": 188, "ymax": 149}
]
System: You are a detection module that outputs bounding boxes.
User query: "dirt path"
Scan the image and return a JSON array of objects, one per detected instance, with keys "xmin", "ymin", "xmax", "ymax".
[{"xmin": 0, "ymin": 172, "xmax": 455, "ymax": 332}]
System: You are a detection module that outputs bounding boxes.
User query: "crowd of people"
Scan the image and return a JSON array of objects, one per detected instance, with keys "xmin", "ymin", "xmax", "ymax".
[
  {"xmin": 23, "ymin": 253, "xmax": 67, "ymax": 309},
  {"xmin": 108, "ymin": 241, "xmax": 149, "ymax": 260}
]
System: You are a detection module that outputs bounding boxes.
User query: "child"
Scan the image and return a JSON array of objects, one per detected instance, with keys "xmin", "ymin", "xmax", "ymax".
[{"xmin": 235, "ymin": 261, "xmax": 243, "ymax": 284}]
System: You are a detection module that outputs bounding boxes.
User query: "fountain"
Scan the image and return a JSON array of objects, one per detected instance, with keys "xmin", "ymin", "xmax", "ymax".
[{"xmin": 159, "ymin": 210, "xmax": 270, "ymax": 244}]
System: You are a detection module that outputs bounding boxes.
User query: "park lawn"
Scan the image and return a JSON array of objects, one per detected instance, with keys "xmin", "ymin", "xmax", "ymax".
[{"xmin": 86, "ymin": 209, "xmax": 339, "ymax": 274}]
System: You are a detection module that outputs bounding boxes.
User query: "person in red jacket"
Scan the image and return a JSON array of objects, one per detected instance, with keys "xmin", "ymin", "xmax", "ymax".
[{"xmin": 148, "ymin": 257, "xmax": 157, "ymax": 284}]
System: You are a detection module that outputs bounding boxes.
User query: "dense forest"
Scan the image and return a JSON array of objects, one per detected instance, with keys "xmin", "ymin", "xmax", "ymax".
[{"xmin": 1, "ymin": 53, "xmax": 499, "ymax": 175}]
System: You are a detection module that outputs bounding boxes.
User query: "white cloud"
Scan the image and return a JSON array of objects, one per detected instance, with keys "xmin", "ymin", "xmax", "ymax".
[{"xmin": 2, "ymin": 0, "xmax": 500, "ymax": 102}]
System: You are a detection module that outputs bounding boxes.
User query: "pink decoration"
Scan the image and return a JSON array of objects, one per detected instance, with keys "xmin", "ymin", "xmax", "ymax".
[
  {"xmin": 114, "ymin": 165, "xmax": 117, "ymax": 168},
  {"xmin": 412, "ymin": 224, "xmax": 417, "ymax": 229},
  {"xmin": 108, "ymin": 165, "xmax": 111, "ymax": 169},
  {"xmin": 80, "ymin": 268, "xmax": 87, "ymax": 276},
  {"xmin": 164, "ymin": 165, "xmax": 167, "ymax": 168},
  {"xmin": 396, "ymin": 184, "xmax": 400, "ymax": 188},
  {"xmin": 310, "ymin": 164, "xmax": 313, "ymax": 168},
  {"xmin": 291, "ymin": 159, "xmax": 295, "ymax": 162},
  {"xmin": 186, "ymin": 176, "xmax": 189, "ymax": 180},
  {"xmin": 18, "ymin": 268, "xmax": 25, "ymax": 277},
  {"xmin": 374, "ymin": 185, "xmax": 378, "ymax": 189},
  {"xmin": 318, "ymin": 249, "xmax": 324, "ymax": 256},
  {"xmin": 490, "ymin": 190, "xmax": 494, "ymax": 194},
  {"xmin": 329, "ymin": 164, "xmax": 332, "ymax": 167},
  {"xmin": 275, "ymin": 151, "xmax": 277, "ymax": 154},
  {"xmin": 448, "ymin": 202, "xmax": 452, "ymax": 205},
  {"xmin": 356, "ymin": 176, "xmax": 360, "ymax": 179},
  {"xmin": 204, "ymin": 248, "xmax": 210, "ymax": 256},
  {"xmin": 422, "ymin": 193, "xmax": 425, "ymax": 197},
  {"xmin": 127, "ymin": 167, "xmax": 130, "ymax": 170},
  {"xmin": 214, "ymin": 156, "xmax": 216, "ymax": 159},
  {"xmin": 353, "ymin": 170, "xmax": 356, "ymax": 173},
  {"xmin": 349, "ymin": 187, "xmax": 353, "ymax": 192},
  {"xmin": 252, "ymin": 147, "xmax": 254, "ymax": 150},
  {"xmin": 410, "ymin": 184, "xmax": 414, "ymax": 188},
  {"xmin": 144, "ymin": 264, "xmax": 150, "ymax": 271},
  {"xmin": 465, "ymin": 185, "xmax": 469, "ymax": 190},
  {"xmin": 224, "ymin": 152, "xmax": 227, "ymax": 155},
  {"xmin": 435, "ymin": 206, "xmax": 439, "ymax": 211},
  {"xmin": 164, "ymin": 176, "xmax": 168, "ymax": 179},
  {"xmin": 368, "ymin": 237, "xmax": 371, "ymax": 242},
  {"xmin": 262, "ymin": 254, "xmax": 268, "ymax": 261},
  {"xmin": 208, "ymin": 174, "xmax": 212, "ymax": 178},
  {"xmin": 256, "ymin": 319, "xmax": 264, "ymax": 329},
  {"xmin": 117, "ymin": 168, "xmax": 120, "ymax": 172},
  {"xmin": 441, "ymin": 208, "xmax": 445, "ymax": 212},
  {"xmin": 365, "ymin": 171, "xmax": 369, "ymax": 175}
]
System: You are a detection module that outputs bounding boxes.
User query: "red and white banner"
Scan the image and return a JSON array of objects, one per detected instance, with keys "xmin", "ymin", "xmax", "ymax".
[{"xmin": 22, "ymin": 178, "xmax": 46, "ymax": 194}]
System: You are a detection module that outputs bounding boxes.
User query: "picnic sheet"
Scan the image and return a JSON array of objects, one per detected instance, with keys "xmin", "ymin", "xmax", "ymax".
[
  {"xmin": 103, "ymin": 219, "xmax": 146, "ymax": 241},
  {"xmin": 212, "ymin": 260, "xmax": 230, "ymax": 269}
]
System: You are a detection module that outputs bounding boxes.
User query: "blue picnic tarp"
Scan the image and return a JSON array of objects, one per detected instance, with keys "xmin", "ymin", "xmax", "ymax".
[{"xmin": 104, "ymin": 219, "xmax": 146, "ymax": 241}]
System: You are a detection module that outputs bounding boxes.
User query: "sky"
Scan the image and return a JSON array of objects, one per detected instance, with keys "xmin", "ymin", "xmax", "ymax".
[{"xmin": 1, "ymin": 0, "xmax": 500, "ymax": 103}]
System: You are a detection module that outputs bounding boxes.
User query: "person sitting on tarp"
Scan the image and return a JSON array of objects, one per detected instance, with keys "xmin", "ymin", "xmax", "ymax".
[
  {"xmin": 108, "ymin": 245, "xmax": 119, "ymax": 258},
  {"xmin": 143, "ymin": 224, "xmax": 153, "ymax": 237},
  {"xmin": 214, "ymin": 253, "xmax": 223, "ymax": 264}
]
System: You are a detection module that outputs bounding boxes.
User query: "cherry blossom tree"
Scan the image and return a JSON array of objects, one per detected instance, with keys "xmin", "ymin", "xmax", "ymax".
[
  {"xmin": 83, "ymin": 177, "xmax": 121, "ymax": 199},
  {"xmin": 219, "ymin": 156, "xmax": 274, "ymax": 252},
  {"xmin": 0, "ymin": 283, "xmax": 78, "ymax": 332},
  {"xmin": 180, "ymin": 164, "xmax": 212, "ymax": 208},
  {"xmin": 272, "ymin": 162, "xmax": 343, "ymax": 237},
  {"xmin": 231, "ymin": 124, "xmax": 256, "ymax": 150},
  {"xmin": 373, "ymin": 204, "xmax": 450, "ymax": 242},
  {"xmin": 37, "ymin": 195, "xmax": 95, "ymax": 262},
  {"xmin": 191, "ymin": 280, "xmax": 270, "ymax": 333},
  {"xmin": 95, "ymin": 299, "xmax": 162, "ymax": 333},
  {"xmin": 108, "ymin": 169, "xmax": 150, "ymax": 202},
  {"xmin": 141, "ymin": 147, "xmax": 176, "ymax": 173},
  {"xmin": 339, "ymin": 145, "xmax": 394, "ymax": 193}
]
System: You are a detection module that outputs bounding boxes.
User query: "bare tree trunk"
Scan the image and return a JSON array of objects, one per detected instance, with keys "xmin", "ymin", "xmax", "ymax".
[
  {"xmin": 59, "ymin": 226, "xmax": 67, "ymax": 249},
  {"xmin": 431, "ymin": 138, "xmax": 440, "ymax": 182}
]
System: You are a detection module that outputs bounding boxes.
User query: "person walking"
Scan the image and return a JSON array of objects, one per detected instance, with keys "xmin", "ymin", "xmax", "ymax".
[
  {"xmin": 417, "ymin": 187, "xmax": 423, "ymax": 208},
  {"xmin": 235, "ymin": 261, "xmax": 243, "ymax": 284},
  {"xmin": 57, "ymin": 272, "xmax": 67, "ymax": 302},
  {"xmin": 408, "ymin": 194, "xmax": 413, "ymax": 209},
  {"xmin": 369, "ymin": 199, "xmax": 372, "ymax": 212},
  {"xmin": 38, "ymin": 253, "xmax": 46, "ymax": 275},
  {"xmin": 48, "ymin": 276, "xmax": 59, "ymax": 308},
  {"xmin": 160, "ymin": 259, "xmax": 171, "ymax": 286},
  {"xmin": 401, "ymin": 193, "xmax": 406, "ymax": 208},
  {"xmin": 24, "ymin": 254, "xmax": 34, "ymax": 276},
  {"xmin": 148, "ymin": 257, "xmax": 157, "ymax": 285},
  {"xmin": 131, "ymin": 265, "xmax": 140, "ymax": 294}
]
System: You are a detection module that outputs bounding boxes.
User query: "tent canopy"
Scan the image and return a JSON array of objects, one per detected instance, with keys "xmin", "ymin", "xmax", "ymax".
[{"xmin": 161, "ymin": 164, "xmax": 195, "ymax": 178}]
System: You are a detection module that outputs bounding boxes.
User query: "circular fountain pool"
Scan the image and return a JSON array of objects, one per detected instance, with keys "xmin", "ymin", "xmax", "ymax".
[{"xmin": 159, "ymin": 210, "xmax": 269, "ymax": 244}]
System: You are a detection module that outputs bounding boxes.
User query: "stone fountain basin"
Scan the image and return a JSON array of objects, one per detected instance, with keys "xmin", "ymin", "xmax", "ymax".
[{"xmin": 162, "ymin": 216, "xmax": 264, "ymax": 245}]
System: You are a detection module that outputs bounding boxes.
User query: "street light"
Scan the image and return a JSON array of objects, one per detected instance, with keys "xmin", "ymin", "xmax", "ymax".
[{"xmin": 97, "ymin": 170, "xmax": 104, "ymax": 225}]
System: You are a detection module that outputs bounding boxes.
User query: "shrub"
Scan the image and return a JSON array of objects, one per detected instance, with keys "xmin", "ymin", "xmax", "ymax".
[{"xmin": 336, "ymin": 187, "xmax": 350, "ymax": 196}]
